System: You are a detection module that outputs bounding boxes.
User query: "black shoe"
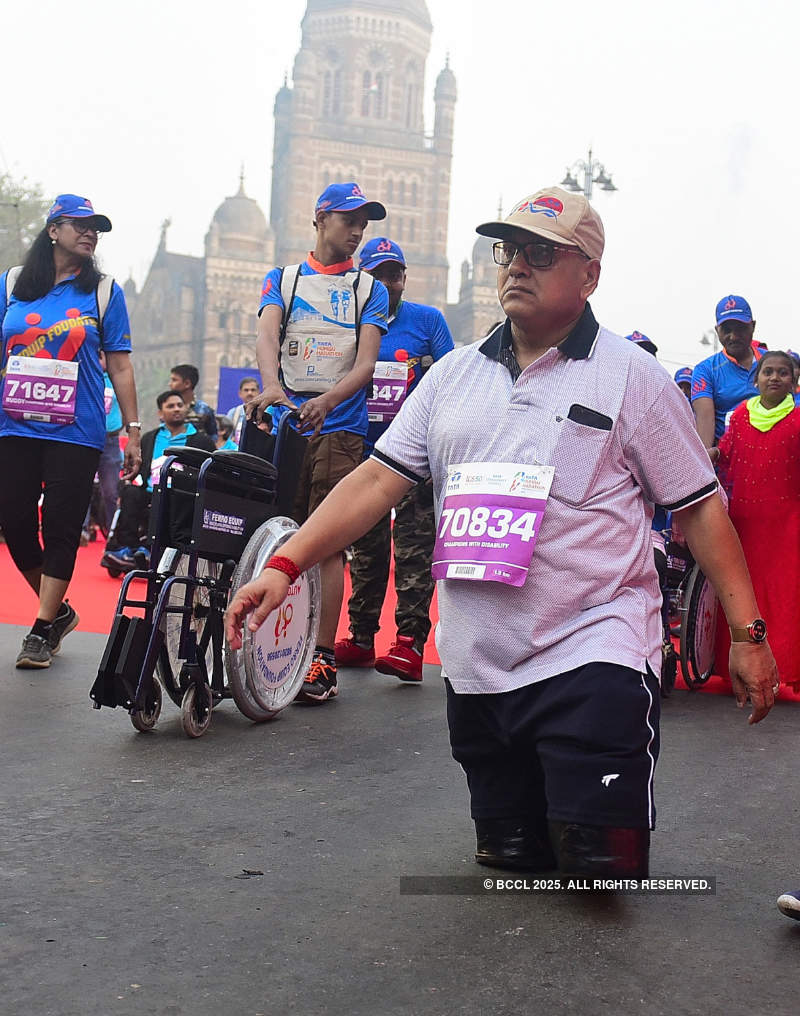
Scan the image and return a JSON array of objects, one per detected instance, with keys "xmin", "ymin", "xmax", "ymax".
[
  {"xmin": 16, "ymin": 633, "xmax": 53, "ymax": 669},
  {"xmin": 295, "ymin": 654, "xmax": 338, "ymax": 704},
  {"xmin": 474, "ymin": 818, "xmax": 557, "ymax": 871},
  {"xmin": 549, "ymin": 822, "xmax": 650, "ymax": 878},
  {"xmin": 47, "ymin": 602, "xmax": 79, "ymax": 655}
]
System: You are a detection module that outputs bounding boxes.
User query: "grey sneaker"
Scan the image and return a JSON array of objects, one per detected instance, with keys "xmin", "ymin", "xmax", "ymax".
[
  {"xmin": 16, "ymin": 634, "xmax": 53, "ymax": 669},
  {"xmin": 48, "ymin": 602, "xmax": 79, "ymax": 655}
]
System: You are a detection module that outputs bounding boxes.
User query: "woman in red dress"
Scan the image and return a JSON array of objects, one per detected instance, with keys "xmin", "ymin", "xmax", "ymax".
[{"xmin": 716, "ymin": 350, "xmax": 800, "ymax": 691}]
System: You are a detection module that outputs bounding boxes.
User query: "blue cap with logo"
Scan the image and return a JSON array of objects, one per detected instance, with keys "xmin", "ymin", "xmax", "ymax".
[
  {"xmin": 359, "ymin": 237, "xmax": 406, "ymax": 272},
  {"xmin": 46, "ymin": 194, "xmax": 112, "ymax": 232},
  {"xmin": 715, "ymin": 294, "xmax": 752, "ymax": 325},
  {"xmin": 315, "ymin": 182, "xmax": 386, "ymax": 221},
  {"xmin": 625, "ymin": 330, "xmax": 658, "ymax": 355},
  {"xmin": 674, "ymin": 367, "xmax": 693, "ymax": 385}
]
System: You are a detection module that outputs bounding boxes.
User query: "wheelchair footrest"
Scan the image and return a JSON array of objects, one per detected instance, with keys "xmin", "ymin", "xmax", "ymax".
[{"xmin": 90, "ymin": 615, "xmax": 163, "ymax": 710}]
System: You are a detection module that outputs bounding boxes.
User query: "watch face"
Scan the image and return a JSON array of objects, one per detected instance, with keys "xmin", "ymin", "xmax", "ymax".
[{"xmin": 749, "ymin": 618, "xmax": 767, "ymax": 643}]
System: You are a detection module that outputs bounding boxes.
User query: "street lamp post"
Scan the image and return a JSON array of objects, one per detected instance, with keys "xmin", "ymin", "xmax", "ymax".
[{"xmin": 560, "ymin": 147, "xmax": 618, "ymax": 200}]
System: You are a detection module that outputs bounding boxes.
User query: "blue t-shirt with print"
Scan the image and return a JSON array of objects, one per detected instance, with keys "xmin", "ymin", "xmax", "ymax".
[
  {"xmin": 691, "ymin": 349, "xmax": 761, "ymax": 442},
  {"xmin": 0, "ymin": 272, "xmax": 132, "ymax": 451},
  {"xmin": 149, "ymin": 423, "xmax": 197, "ymax": 491},
  {"xmin": 259, "ymin": 258, "xmax": 389, "ymax": 437},
  {"xmin": 365, "ymin": 299, "xmax": 454, "ymax": 454}
]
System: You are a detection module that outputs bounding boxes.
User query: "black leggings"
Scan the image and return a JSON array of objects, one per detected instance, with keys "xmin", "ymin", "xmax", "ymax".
[{"xmin": 0, "ymin": 436, "xmax": 100, "ymax": 581}]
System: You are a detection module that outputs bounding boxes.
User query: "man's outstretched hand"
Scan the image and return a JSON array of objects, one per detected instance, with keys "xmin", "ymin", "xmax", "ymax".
[{"xmin": 225, "ymin": 569, "xmax": 291, "ymax": 650}]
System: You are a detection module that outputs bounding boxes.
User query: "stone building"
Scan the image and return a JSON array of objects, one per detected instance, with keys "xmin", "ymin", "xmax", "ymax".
[
  {"xmin": 126, "ymin": 176, "xmax": 274, "ymax": 421},
  {"xmin": 271, "ymin": 0, "xmax": 455, "ymax": 311}
]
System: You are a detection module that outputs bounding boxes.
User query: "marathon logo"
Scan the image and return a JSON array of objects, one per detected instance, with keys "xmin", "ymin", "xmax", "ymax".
[{"xmin": 514, "ymin": 195, "xmax": 564, "ymax": 218}]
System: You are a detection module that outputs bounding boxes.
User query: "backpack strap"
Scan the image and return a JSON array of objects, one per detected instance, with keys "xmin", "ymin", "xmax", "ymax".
[
  {"xmin": 351, "ymin": 270, "xmax": 375, "ymax": 346},
  {"xmin": 95, "ymin": 274, "xmax": 114, "ymax": 347},
  {"xmin": 5, "ymin": 266, "xmax": 23, "ymax": 304},
  {"xmin": 278, "ymin": 265, "xmax": 301, "ymax": 347}
]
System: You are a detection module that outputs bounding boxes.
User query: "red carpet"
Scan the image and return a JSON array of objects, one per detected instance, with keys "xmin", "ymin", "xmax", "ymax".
[
  {"xmin": 3, "ymin": 539, "xmax": 797, "ymax": 701},
  {"xmin": 0, "ymin": 538, "xmax": 442, "ymax": 665}
]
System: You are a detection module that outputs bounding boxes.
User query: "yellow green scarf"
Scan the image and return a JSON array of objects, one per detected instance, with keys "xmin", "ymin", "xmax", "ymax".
[{"xmin": 746, "ymin": 394, "xmax": 795, "ymax": 433}]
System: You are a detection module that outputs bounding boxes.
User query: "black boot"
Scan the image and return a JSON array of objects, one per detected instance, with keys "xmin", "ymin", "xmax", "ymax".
[
  {"xmin": 475, "ymin": 817, "xmax": 557, "ymax": 871},
  {"xmin": 549, "ymin": 822, "xmax": 650, "ymax": 878}
]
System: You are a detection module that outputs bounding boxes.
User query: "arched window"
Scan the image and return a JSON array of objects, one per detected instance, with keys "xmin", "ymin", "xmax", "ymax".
[
  {"xmin": 375, "ymin": 72, "xmax": 386, "ymax": 118},
  {"xmin": 398, "ymin": 179, "xmax": 406, "ymax": 205},
  {"xmin": 405, "ymin": 83, "xmax": 416, "ymax": 128},
  {"xmin": 396, "ymin": 218, "xmax": 403, "ymax": 241},
  {"xmin": 361, "ymin": 70, "xmax": 372, "ymax": 116},
  {"xmin": 411, "ymin": 181, "xmax": 418, "ymax": 206},
  {"xmin": 386, "ymin": 178, "xmax": 394, "ymax": 202},
  {"xmin": 408, "ymin": 219, "xmax": 415, "ymax": 243},
  {"xmin": 332, "ymin": 69, "xmax": 342, "ymax": 115}
]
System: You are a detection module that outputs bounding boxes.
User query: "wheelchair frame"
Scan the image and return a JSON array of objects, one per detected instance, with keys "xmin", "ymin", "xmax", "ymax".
[{"xmin": 90, "ymin": 413, "xmax": 318, "ymax": 736}]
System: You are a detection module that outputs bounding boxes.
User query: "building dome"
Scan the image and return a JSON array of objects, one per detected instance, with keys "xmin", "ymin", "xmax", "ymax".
[
  {"xmin": 304, "ymin": 0, "xmax": 431, "ymax": 30},
  {"xmin": 211, "ymin": 179, "xmax": 269, "ymax": 239}
]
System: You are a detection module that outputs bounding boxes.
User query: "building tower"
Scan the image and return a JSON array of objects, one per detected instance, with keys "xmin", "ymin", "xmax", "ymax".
[{"xmin": 270, "ymin": 0, "xmax": 456, "ymax": 310}]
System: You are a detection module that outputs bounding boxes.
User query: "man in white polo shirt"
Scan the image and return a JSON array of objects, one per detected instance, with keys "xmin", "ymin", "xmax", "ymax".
[{"xmin": 226, "ymin": 187, "xmax": 778, "ymax": 880}]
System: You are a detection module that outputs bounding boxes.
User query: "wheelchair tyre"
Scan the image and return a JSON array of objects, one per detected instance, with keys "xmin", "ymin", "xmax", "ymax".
[
  {"xmin": 130, "ymin": 676, "xmax": 163, "ymax": 733},
  {"xmin": 679, "ymin": 563, "xmax": 718, "ymax": 689},
  {"xmin": 157, "ymin": 556, "xmax": 221, "ymax": 706},
  {"xmin": 181, "ymin": 682, "xmax": 213, "ymax": 738},
  {"xmin": 226, "ymin": 517, "xmax": 321, "ymax": 718}
]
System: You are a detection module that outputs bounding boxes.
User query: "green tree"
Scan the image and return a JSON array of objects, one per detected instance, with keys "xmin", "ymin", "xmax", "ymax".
[{"xmin": 0, "ymin": 173, "xmax": 50, "ymax": 269}]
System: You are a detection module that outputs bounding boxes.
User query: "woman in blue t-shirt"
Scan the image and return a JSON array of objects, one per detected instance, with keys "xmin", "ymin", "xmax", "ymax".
[{"xmin": 0, "ymin": 194, "xmax": 142, "ymax": 669}]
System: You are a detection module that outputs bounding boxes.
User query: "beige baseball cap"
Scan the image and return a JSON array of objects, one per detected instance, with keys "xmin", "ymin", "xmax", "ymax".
[{"xmin": 476, "ymin": 186, "xmax": 605, "ymax": 261}]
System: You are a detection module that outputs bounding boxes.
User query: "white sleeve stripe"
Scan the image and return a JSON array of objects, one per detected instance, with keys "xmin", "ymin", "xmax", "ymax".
[{"xmin": 370, "ymin": 450, "xmax": 423, "ymax": 484}]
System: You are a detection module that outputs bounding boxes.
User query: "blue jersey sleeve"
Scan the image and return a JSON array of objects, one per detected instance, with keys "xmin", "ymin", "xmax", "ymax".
[
  {"xmin": 0, "ymin": 271, "xmax": 7, "ymax": 329},
  {"xmin": 428, "ymin": 308, "xmax": 455, "ymax": 361},
  {"xmin": 102, "ymin": 282, "xmax": 132, "ymax": 352},
  {"xmin": 259, "ymin": 268, "xmax": 284, "ymax": 313},
  {"xmin": 360, "ymin": 277, "xmax": 389, "ymax": 334},
  {"xmin": 691, "ymin": 358, "xmax": 714, "ymax": 402}
]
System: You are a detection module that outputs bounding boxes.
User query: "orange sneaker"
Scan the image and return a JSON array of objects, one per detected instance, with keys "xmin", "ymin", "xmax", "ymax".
[
  {"xmin": 334, "ymin": 637, "xmax": 375, "ymax": 667},
  {"xmin": 374, "ymin": 636, "xmax": 423, "ymax": 683}
]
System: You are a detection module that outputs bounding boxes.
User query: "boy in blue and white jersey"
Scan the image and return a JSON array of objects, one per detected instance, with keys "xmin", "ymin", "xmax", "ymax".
[{"xmin": 252, "ymin": 182, "xmax": 389, "ymax": 704}]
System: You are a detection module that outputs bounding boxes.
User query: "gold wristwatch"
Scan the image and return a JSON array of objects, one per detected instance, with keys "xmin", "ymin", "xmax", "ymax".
[{"xmin": 729, "ymin": 618, "xmax": 767, "ymax": 644}]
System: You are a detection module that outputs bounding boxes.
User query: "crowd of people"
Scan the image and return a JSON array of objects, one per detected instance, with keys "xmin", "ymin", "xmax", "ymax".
[{"xmin": 1, "ymin": 184, "xmax": 798, "ymax": 914}]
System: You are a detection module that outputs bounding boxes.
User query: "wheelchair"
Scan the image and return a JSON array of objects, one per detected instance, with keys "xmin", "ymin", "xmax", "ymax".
[
  {"xmin": 89, "ymin": 414, "xmax": 321, "ymax": 737},
  {"xmin": 664, "ymin": 523, "xmax": 718, "ymax": 690}
]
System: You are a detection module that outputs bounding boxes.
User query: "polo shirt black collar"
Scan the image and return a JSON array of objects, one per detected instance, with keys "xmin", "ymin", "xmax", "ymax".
[{"xmin": 479, "ymin": 302, "xmax": 600, "ymax": 368}]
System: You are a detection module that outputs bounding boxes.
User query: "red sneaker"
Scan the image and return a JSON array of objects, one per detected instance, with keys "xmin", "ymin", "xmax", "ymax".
[
  {"xmin": 334, "ymin": 637, "xmax": 375, "ymax": 667},
  {"xmin": 374, "ymin": 636, "xmax": 423, "ymax": 683}
]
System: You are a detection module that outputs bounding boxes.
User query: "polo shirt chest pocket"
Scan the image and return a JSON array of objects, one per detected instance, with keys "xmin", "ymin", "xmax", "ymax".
[{"xmin": 548, "ymin": 404, "xmax": 615, "ymax": 506}]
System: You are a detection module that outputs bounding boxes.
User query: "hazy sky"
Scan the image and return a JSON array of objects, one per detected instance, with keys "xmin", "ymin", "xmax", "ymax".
[{"xmin": 3, "ymin": 0, "xmax": 797, "ymax": 370}]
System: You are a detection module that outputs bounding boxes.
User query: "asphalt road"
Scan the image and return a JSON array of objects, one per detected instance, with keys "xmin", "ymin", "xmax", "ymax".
[{"xmin": 1, "ymin": 625, "xmax": 798, "ymax": 1016}]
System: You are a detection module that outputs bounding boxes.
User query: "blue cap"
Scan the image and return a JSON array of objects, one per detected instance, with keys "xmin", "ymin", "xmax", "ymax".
[
  {"xmin": 674, "ymin": 367, "xmax": 693, "ymax": 385},
  {"xmin": 359, "ymin": 237, "xmax": 406, "ymax": 272},
  {"xmin": 46, "ymin": 194, "xmax": 112, "ymax": 232},
  {"xmin": 715, "ymin": 294, "xmax": 752, "ymax": 324},
  {"xmin": 315, "ymin": 182, "xmax": 386, "ymax": 221},
  {"xmin": 625, "ymin": 330, "xmax": 658, "ymax": 355}
]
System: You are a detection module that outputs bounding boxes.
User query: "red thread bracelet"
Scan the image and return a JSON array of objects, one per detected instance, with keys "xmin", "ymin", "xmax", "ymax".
[{"xmin": 264, "ymin": 555, "xmax": 301, "ymax": 583}]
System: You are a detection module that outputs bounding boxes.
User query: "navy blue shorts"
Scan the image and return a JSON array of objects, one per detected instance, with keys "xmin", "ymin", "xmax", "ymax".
[{"xmin": 446, "ymin": 662, "xmax": 660, "ymax": 829}]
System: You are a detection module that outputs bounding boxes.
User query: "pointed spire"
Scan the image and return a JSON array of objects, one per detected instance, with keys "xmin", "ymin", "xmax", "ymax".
[
  {"xmin": 445, "ymin": 52, "xmax": 450, "ymax": 69},
  {"xmin": 497, "ymin": 196, "xmax": 503, "ymax": 219},
  {"xmin": 159, "ymin": 217, "xmax": 171, "ymax": 250},
  {"xmin": 238, "ymin": 164, "xmax": 246, "ymax": 196}
]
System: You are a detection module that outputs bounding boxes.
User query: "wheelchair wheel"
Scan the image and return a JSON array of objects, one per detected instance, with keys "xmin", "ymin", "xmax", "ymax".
[
  {"xmin": 226, "ymin": 517, "xmax": 321, "ymax": 719},
  {"xmin": 130, "ymin": 676, "xmax": 163, "ymax": 733},
  {"xmin": 181, "ymin": 682, "xmax": 213, "ymax": 738},
  {"xmin": 157, "ymin": 556, "xmax": 220, "ymax": 706},
  {"xmin": 679, "ymin": 563, "xmax": 718, "ymax": 689}
]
